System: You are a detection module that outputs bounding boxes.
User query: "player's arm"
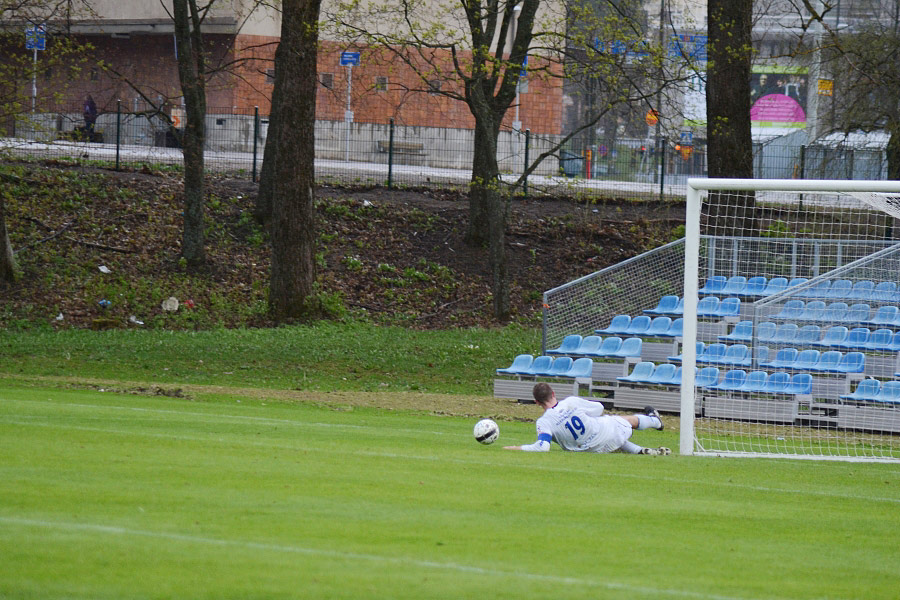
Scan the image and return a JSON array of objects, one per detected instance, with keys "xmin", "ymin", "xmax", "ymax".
[{"xmin": 503, "ymin": 433, "xmax": 552, "ymax": 452}]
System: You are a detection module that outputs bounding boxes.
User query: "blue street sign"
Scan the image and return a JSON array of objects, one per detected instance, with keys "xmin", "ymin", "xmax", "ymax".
[
  {"xmin": 25, "ymin": 26, "xmax": 46, "ymax": 51},
  {"xmin": 520, "ymin": 55, "xmax": 527, "ymax": 77},
  {"xmin": 340, "ymin": 52, "xmax": 360, "ymax": 66}
]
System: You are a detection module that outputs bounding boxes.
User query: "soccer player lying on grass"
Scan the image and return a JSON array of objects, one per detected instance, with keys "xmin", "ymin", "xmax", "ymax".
[{"xmin": 503, "ymin": 382, "xmax": 670, "ymax": 455}]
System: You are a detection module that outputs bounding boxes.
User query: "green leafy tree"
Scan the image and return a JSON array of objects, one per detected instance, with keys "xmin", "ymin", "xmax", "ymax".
[{"xmin": 326, "ymin": 0, "xmax": 685, "ymax": 320}]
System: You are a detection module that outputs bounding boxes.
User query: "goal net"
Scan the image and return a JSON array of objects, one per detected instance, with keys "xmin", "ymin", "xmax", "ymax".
[{"xmin": 680, "ymin": 179, "xmax": 900, "ymax": 462}]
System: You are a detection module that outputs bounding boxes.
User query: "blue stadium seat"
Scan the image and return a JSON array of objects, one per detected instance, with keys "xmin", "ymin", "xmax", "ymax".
[
  {"xmin": 761, "ymin": 277, "xmax": 789, "ymax": 296},
  {"xmin": 872, "ymin": 281, "xmax": 898, "ymax": 303},
  {"xmin": 696, "ymin": 296, "xmax": 721, "ymax": 317},
  {"xmin": 698, "ymin": 275, "xmax": 727, "ymax": 295},
  {"xmin": 566, "ymin": 358, "xmax": 594, "ymax": 379},
  {"xmin": 864, "ymin": 305, "xmax": 898, "ymax": 327},
  {"xmin": 496, "ymin": 354, "xmax": 533, "ymax": 375},
  {"xmin": 848, "ymin": 280, "xmax": 875, "ymax": 301},
  {"xmin": 771, "ymin": 323, "xmax": 799, "ymax": 344},
  {"xmin": 544, "ymin": 357, "xmax": 574, "ymax": 377},
  {"xmin": 864, "ymin": 329, "xmax": 895, "ymax": 352},
  {"xmin": 820, "ymin": 302, "xmax": 849, "ymax": 322},
  {"xmin": 800, "ymin": 279, "xmax": 832, "ymax": 299},
  {"xmin": 547, "ymin": 334, "xmax": 582, "ymax": 355},
  {"xmin": 527, "ymin": 355, "xmax": 555, "ymax": 376},
  {"xmin": 717, "ymin": 344, "xmax": 749, "ymax": 366},
  {"xmin": 839, "ymin": 379, "xmax": 881, "ymax": 402},
  {"xmin": 658, "ymin": 318, "xmax": 684, "ymax": 338},
  {"xmin": 719, "ymin": 320, "xmax": 753, "ymax": 342},
  {"xmin": 668, "ymin": 341, "xmax": 704, "ymax": 362},
  {"xmin": 760, "ymin": 347, "xmax": 799, "ymax": 369},
  {"xmin": 668, "ymin": 366, "xmax": 683, "ymax": 385},
  {"xmin": 807, "ymin": 351, "xmax": 842, "ymax": 372},
  {"xmin": 739, "ymin": 276, "xmax": 768, "ymax": 297},
  {"xmin": 795, "ymin": 325, "xmax": 822, "ymax": 345},
  {"xmin": 594, "ymin": 336, "xmax": 623, "ymax": 356},
  {"xmin": 596, "ymin": 314, "xmax": 631, "ymax": 334},
  {"xmin": 753, "ymin": 346, "xmax": 770, "ymax": 366},
  {"xmin": 792, "ymin": 349, "xmax": 821, "ymax": 370},
  {"xmin": 757, "ymin": 321, "xmax": 778, "ymax": 343},
  {"xmin": 797, "ymin": 301, "xmax": 826, "ymax": 321},
  {"xmin": 624, "ymin": 315, "xmax": 652, "ymax": 335},
  {"xmin": 707, "ymin": 370, "xmax": 747, "ymax": 391},
  {"xmin": 670, "ymin": 297, "xmax": 685, "ymax": 315},
  {"xmin": 617, "ymin": 361, "xmax": 656, "ymax": 383},
  {"xmin": 824, "ymin": 279, "xmax": 853, "ymax": 299},
  {"xmin": 834, "ymin": 352, "xmax": 865, "ymax": 374},
  {"xmin": 739, "ymin": 371, "xmax": 769, "ymax": 393},
  {"xmin": 715, "ymin": 297, "xmax": 742, "ymax": 318},
  {"xmin": 840, "ymin": 303, "xmax": 871, "ymax": 324},
  {"xmin": 696, "ymin": 343, "xmax": 727, "ymax": 364},
  {"xmin": 643, "ymin": 295, "xmax": 679, "ymax": 315},
  {"xmin": 889, "ymin": 332, "xmax": 900, "ymax": 352},
  {"xmin": 613, "ymin": 337, "xmax": 643, "ymax": 358},
  {"xmin": 772, "ymin": 299, "xmax": 805, "ymax": 320},
  {"xmin": 573, "ymin": 335, "xmax": 603, "ymax": 356},
  {"xmin": 836, "ymin": 327, "xmax": 870, "ymax": 350},
  {"xmin": 784, "ymin": 373, "xmax": 813, "ymax": 395},
  {"xmin": 876, "ymin": 381, "xmax": 900, "ymax": 404},
  {"xmin": 694, "ymin": 367, "xmax": 720, "ymax": 388},
  {"xmin": 812, "ymin": 325, "xmax": 849, "ymax": 348},
  {"xmin": 788, "ymin": 277, "xmax": 809, "ymax": 289},
  {"xmin": 721, "ymin": 276, "xmax": 747, "ymax": 296},
  {"xmin": 763, "ymin": 372, "xmax": 791, "ymax": 394},
  {"xmin": 644, "ymin": 316, "xmax": 673, "ymax": 337},
  {"xmin": 646, "ymin": 363, "xmax": 678, "ymax": 385}
]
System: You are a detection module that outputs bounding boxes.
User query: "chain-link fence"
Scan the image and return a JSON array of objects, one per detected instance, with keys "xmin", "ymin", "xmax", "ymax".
[{"xmin": 0, "ymin": 99, "xmax": 890, "ymax": 197}]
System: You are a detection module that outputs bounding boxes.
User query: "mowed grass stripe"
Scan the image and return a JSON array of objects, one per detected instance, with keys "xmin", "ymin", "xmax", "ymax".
[
  {"xmin": 2, "ymin": 386, "xmax": 899, "ymax": 599},
  {"xmin": 1, "ymin": 516, "xmax": 752, "ymax": 600},
  {"xmin": 3, "ymin": 390, "xmax": 899, "ymax": 506}
]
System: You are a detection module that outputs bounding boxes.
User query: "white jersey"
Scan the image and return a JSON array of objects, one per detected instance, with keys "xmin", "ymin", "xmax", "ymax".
[{"xmin": 526, "ymin": 396, "xmax": 633, "ymax": 453}]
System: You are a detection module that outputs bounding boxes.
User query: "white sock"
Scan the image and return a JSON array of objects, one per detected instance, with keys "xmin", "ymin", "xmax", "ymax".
[
  {"xmin": 636, "ymin": 415, "xmax": 661, "ymax": 430},
  {"xmin": 620, "ymin": 441, "xmax": 643, "ymax": 454}
]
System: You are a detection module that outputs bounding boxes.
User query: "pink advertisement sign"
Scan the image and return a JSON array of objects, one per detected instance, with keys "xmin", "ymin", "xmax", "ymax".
[{"xmin": 750, "ymin": 70, "xmax": 808, "ymax": 128}]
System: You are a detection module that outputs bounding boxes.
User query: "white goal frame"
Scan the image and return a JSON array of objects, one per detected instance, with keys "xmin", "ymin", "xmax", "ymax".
[{"xmin": 680, "ymin": 178, "xmax": 900, "ymax": 461}]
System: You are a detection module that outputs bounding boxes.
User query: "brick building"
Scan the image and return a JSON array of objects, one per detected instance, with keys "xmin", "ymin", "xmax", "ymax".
[{"xmin": 4, "ymin": 0, "xmax": 562, "ymax": 135}]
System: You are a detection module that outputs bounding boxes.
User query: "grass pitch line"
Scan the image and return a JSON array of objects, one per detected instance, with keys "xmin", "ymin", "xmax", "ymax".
[{"xmin": 0, "ymin": 515, "xmax": 762, "ymax": 600}]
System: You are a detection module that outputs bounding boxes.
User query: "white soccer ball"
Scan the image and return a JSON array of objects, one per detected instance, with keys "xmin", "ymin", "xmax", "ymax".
[{"xmin": 473, "ymin": 418, "xmax": 499, "ymax": 445}]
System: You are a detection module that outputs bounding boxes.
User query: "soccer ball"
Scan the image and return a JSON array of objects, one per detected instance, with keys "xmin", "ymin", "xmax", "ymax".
[{"xmin": 473, "ymin": 418, "xmax": 499, "ymax": 445}]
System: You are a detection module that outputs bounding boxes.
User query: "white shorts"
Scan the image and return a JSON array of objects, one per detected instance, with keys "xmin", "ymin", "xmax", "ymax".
[{"xmin": 587, "ymin": 416, "xmax": 634, "ymax": 453}]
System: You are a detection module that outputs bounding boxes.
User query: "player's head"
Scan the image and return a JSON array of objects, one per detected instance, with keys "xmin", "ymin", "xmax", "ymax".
[{"xmin": 532, "ymin": 382, "xmax": 555, "ymax": 406}]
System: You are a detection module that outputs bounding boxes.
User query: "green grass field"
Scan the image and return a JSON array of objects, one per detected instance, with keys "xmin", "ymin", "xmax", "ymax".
[{"xmin": 3, "ymin": 382, "xmax": 899, "ymax": 599}]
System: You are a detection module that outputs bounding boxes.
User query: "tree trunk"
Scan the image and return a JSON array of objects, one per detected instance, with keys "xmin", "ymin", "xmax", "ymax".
[
  {"xmin": 267, "ymin": 0, "xmax": 322, "ymax": 321},
  {"xmin": 254, "ymin": 78, "xmax": 282, "ymax": 226},
  {"xmin": 887, "ymin": 119, "xmax": 900, "ymax": 181},
  {"xmin": 173, "ymin": 0, "xmax": 207, "ymax": 267},
  {"xmin": 705, "ymin": 0, "xmax": 756, "ymax": 236},
  {"xmin": 470, "ymin": 115, "xmax": 509, "ymax": 320},
  {"xmin": 0, "ymin": 193, "xmax": 15, "ymax": 283}
]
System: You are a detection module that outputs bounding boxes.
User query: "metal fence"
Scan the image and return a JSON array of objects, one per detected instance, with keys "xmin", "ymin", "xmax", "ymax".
[{"xmin": 0, "ymin": 100, "xmax": 890, "ymax": 198}]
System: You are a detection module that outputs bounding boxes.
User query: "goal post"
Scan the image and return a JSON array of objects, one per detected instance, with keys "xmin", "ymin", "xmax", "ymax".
[{"xmin": 680, "ymin": 178, "xmax": 900, "ymax": 462}]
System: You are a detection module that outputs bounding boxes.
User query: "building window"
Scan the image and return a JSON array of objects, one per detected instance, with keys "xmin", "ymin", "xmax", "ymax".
[
  {"xmin": 265, "ymin": 69, "xmax": 275, "ymax": 84},
  {"xmin": 374, "ymin": 76, "xmax": 388, "ymax": 92},
  {"xmin": 320, "ymin": 72, "xmax": 334, "ymax": 89},
  {"xmin": 427, "ymin": 80, "xmax": 441, "ymax": 95}
]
